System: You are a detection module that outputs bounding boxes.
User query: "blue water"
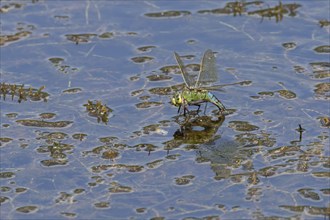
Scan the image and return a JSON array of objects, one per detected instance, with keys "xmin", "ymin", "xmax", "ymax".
[{"xmin": 1, "ymin": 1, "xmax": 329, "ymax": 219}]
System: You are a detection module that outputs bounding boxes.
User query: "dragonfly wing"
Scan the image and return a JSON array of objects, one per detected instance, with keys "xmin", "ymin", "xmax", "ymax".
[
  {"xmin": 174, "ymin": 52, "xmax": 195, "ymax": 88},
  {"xmin": 195, "ymin": 49, "xmax": 218, "ymax": 87}
]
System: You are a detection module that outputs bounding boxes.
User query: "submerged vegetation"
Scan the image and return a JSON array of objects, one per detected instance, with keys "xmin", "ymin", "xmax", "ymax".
[
  {"xmin": 197, "ymin": 1, "xmax": 301, "ymax": 22},
  {"xmin": 0, "ymin": 83, "xmax": 48, "ymax": 102},
  {"xmin": 83, "ymin": 100, "xmax": 112, "ymax": 124}
]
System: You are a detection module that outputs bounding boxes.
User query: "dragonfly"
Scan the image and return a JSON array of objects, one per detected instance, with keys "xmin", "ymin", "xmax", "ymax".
[{"xmin": 171, "ymin": 49, "xmax": 227, "ymax": 116}]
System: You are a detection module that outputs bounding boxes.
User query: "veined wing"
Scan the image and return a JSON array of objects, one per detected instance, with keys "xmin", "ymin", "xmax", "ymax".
[
  {"xmin": 174, "ymin": 52, "xmax": 195, "ymax": 88},
  {"xmin": 195, "ymin": 49, "xmax": 218, "ymax": 88}
]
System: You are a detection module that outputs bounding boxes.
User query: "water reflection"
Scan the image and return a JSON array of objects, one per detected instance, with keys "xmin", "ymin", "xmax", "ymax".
[
  {"xmin": 196, "ymin": 137, "xmax": 244, "ymax": 180},
  {"xmin": 164, "ymin": 114, "xmax": 225, "ymax": 152}
]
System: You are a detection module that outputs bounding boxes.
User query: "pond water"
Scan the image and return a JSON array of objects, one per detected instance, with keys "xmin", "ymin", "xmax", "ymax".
[{"xmin": 1, "ymin": 1, "xmax": 329, "ymax": 219}]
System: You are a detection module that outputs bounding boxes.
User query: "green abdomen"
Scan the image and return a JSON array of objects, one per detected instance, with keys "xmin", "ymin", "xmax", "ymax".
[
  {"xmin": 182, "ymin": 89, "xmax": 209, "ymax": 103},
  {"xmin": 182, "ymin": 89, "xmax": 226, "ymax": 111}
]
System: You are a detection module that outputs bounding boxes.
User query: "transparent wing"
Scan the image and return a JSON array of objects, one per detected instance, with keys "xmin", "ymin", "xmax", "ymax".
[
  {"xmin": 195, "ymin": 49, "xmax": 218, "ymax": 88},
  {"xmin": 174, "ymin": 52, "xmax": 195, "ymax": 88}
]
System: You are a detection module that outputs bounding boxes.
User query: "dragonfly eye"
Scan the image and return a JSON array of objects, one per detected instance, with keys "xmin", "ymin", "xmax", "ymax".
[
  {"xmin": 176, "ymin": 94, "xmax": 182, "ymax": 103},
  {"xmin": 171, "ymin": 93, "xmax": 182, "ymax": 106}
]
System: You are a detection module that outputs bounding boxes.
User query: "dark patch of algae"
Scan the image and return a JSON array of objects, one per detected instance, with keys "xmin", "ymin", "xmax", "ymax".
[
  {"xmin": 0, "ymin": 137, "xmax": 13, "ymax": 147},
  {"xmin": 91, "ymin": 164, "xmax": 144, "ymax": 174},
  {"xmin": 16, "ymin": 206, "xmax": 38, "ymax": 213},
  {"xmin": 62, "ymin": 88, "xmax": 82, "ymax": 94},
  {"xmin": 146, "ymin": 74, "xmax": 172, "ymax": 81},
  {"xmin": 309, "ymin": 62, "xmax": 330, "ymax": 79},
  {"xmin": 0, "ymin": 172, "xmax": 15, "ymax": 179},
  {"xmin": 135, "ymin": 101, "xmax": 162, "ymax": 109},
  {"xmin": 16, "ymin": 120, "xmax": 72, "ymax": 128},
  {"xmin": 174, "ymin": 175, "xmax": 195, "ymax": 186},
  {"xmin": 282, "ymin": 42, "xmax": 297, "ymax": 50},
  {"xmin": 314, "ymin": 45, "xmax": 330, "ymax": 53},
  {"xmin": 48, "ymin": 57, "xmax": 78, "ymax": 74},
  {"xmin": 98, "ymin": 32, "xmax": 114, "ymax": 39},
  {"xmin": 36, "ymin": 131, "xmax": 68, "ymax": 141},
  {"xmin": 149, "ymin": 87, "xmax": 172, "ymax": 96},
  {"xmin": 39, "ymin": 113, "xmax": 56, "ymax": 119},
  {"xmin": 0, "ymin": 2, "xmax": 23, "ymax": 13},
  {"xmin": 228, "ymin": 121, "xmax": 259, "ymax": 132},
  {"xmin": 280, "ymin": 205, "xmax": 330, "ymax": 217},
  {"xmin": 144, "ymin": 10, "xmax": 191, "ymax": 18},
  {"xmin": 253, "ymin": 90, "xmax": 296, "ymax": 100},
  {"xmin": 137, "ymin": 45, "xmax": 156, "ymax": 52},
  {"xmin": 65, "ymin": 33, "xmax": 97, "ymax": 44},
  {"xmin": 94, "ymin": 202, "xmax": 110, "ymax": 209},
  {"xmin": 319, "ymin": 20, "xmax": 330, "ymax": 27},
  {"xmin": 72, "ymin": 133, "xmax": 87, "ymax": 141},
  {"xmin": 314, "ymin": 82, "xmax": 330, "ymax": 99},
  {"xmin": 36, "ymin": 142, "xmax": 75, "ymax": 167},
  {"xmin": 108, "ymin": 182, "xmax": 133, "ymax": 193},
  {"xmin": 131, "ymin": 56, "xmax": 154, "ymax": 64}
]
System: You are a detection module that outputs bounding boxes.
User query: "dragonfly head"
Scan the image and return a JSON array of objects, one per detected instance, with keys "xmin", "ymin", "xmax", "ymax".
[{"xmin": 171, "ymin": 92, "xmax": 183, "ymax": 107}]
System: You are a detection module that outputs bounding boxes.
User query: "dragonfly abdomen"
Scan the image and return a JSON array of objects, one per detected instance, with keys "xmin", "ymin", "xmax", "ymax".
[{"xmin": 207, "ymin": 92, "xmax": 226, "ymax": 112}]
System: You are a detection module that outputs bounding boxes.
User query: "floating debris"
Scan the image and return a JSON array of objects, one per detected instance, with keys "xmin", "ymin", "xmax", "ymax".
[
  {"xmin": 83, "ymin": 100, "xmax": 112, "ymax": 124},
  {"xmin": 0, "ymin": 83, "xmax": 49, "ymax": 102}
]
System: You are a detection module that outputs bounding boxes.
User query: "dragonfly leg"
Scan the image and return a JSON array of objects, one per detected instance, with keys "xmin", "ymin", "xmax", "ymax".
[
  {"xmin": 196, "ymin": 104, "xmax": 201, "ymax": 114},
  {"xmin": 177, "ymin": 104, "xmax": 181, "ymax": 114},
  {"xmin": 183, "ymin": 105, "xmax": 189, "ymax": 116},
  {"xmin": 204, "ymin": 103, "xmax": 208, "ymax": 114}
]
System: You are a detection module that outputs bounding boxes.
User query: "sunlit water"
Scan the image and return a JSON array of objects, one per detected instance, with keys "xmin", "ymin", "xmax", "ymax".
[{"xmin": 1, "ymin": 1, "xmax": 329, "ymax": 219}]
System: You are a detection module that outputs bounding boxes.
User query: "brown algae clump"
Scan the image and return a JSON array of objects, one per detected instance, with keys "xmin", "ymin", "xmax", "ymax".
[
  {"xmin": 84, "ymin": 100, "xmax": 112, "ymax": 124},
  {"xmin": 0, "ymin": 83, "xmax": 48, "ymax": 102}
]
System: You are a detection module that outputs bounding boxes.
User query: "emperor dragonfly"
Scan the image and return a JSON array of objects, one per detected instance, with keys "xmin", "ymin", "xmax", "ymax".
[{"xmin": 171, "ymin": 49, "xmax": 227, "ymax": 115}]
